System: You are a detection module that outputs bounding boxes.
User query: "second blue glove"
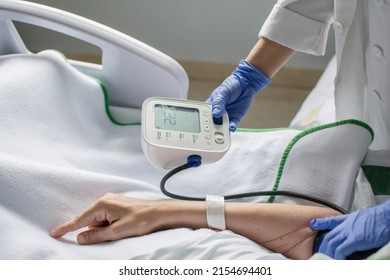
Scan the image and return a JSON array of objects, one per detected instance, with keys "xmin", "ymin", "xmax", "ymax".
[
  {"xmin": 206, "ymin": 60, "xmax": 271, "ymax": 132},
  {"xmin": 310, "ymin": 200, "xmax": 390, "ymax": 259}
]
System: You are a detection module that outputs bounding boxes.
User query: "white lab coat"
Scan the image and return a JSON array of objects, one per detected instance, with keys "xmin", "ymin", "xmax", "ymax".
[{"xmin": 260, "ymin": 0, "xmax": 390, "ymax": 151}]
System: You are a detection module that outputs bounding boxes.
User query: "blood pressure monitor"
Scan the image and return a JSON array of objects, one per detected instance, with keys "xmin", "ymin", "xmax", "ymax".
[{"xmin": 141, "ymin": 97, "xmax": 230, "ymax": 169}]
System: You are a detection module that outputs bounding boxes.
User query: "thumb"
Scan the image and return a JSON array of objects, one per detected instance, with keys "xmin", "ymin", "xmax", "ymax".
[
  {"xmin": 211, "ymin": 92, "xmax": 228, "ymax": 119},
  {"xmin": 310, "ymin": 214, "xmax": 347, "ymax": 231},
  {"xmin": 77, "ymin": 227, "xmax": 112, "ymax": 245}
]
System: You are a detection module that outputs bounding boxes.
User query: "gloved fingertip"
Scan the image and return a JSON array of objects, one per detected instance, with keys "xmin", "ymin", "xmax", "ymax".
[
  {"xmin": 212, "ymin": 108, "xmax": 223, "ymax": 118},
  {"xmin": 230, "ymin": 123, "xmax": 237, "ymax": 132},
  {"xmin": 310, "ymin": 218, "xmax": 325, "ymax": 230}
]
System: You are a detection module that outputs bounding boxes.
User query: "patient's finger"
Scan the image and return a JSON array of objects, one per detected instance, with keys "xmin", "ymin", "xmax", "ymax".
[
  {"xmin": 49, "ymin": 206, "xmax": 103, "ymax": 237},
  {"xmin": 77, "ymin": 226, "xmax": 113, "ymax": 245}
]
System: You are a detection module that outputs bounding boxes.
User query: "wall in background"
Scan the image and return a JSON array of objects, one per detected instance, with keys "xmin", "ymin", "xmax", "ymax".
[{"xmin": 19, "ymin": 0, "xmax": 335, "ymax": 69}]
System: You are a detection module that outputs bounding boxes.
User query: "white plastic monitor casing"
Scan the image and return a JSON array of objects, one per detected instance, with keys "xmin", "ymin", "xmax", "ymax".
[{"xmin": 142, "ymin": 97, "xmax": 230, "ymax": 169}]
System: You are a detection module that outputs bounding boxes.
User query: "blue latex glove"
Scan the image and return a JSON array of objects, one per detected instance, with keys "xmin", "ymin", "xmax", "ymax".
[
  {"xmin": 206, "ymin": 60, "xmax": 271, "ymax": 132},
  {"xmin": 310, "ymin": 200, "xmax": 390, "ymax": 259}
]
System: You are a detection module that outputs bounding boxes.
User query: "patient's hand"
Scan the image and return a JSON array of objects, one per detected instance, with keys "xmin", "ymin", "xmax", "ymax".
[{"xmin": 49, "ymin": 193, "xmax": 166, "ymax": 245}]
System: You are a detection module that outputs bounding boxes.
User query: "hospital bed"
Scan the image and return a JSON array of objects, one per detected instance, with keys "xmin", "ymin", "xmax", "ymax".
[{"xmin": 0, "ymin": 0, "xmax": 387, "ymax": 260}]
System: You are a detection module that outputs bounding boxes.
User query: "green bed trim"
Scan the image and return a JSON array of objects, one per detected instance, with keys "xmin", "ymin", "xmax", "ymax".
[
  {"xmin": 267, "ymin": 119, "xmax": 374, "ymax": 203},
  {"xmin": 362, "ymin": 165, "xmax": 390, "ymax": 196},
  {"xmin": 92, "ymin": 78, "xmax": 141, "ymax": 126},
  {"xmin": 48, "ymin": 50, "xmax": 140, "ymax": 126}
]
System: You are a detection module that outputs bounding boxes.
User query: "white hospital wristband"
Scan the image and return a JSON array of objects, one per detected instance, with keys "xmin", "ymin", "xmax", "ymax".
[{"xmin": 206, "ymin": 195, "xmax": 226, "ymax": 231}]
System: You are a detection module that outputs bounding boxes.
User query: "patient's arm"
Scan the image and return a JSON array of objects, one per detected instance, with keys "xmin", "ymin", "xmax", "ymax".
[{"xmin": 50, "ymin": 193, "xmax": 340, "ymax": 259}]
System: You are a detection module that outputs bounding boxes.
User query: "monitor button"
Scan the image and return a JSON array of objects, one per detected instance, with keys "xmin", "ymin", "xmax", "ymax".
[{"xmin": 214, "ymin": 132, "xmax": 224, "ymax": 144}]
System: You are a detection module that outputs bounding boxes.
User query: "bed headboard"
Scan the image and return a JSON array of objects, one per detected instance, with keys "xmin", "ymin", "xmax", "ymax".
[{"xmin": 0, "ymin": 0, "xmax": 189, "ymax": 109}]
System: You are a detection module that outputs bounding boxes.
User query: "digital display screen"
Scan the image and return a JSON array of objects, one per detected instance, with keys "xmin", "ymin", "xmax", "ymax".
[{"xmin": 154, "ymin": 104, "xmax": 200, "ymax": 133}]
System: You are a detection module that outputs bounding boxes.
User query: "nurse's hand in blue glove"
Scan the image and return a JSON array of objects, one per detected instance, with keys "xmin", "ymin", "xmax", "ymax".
[
  {"xmin": 310, "ymin": 200, "xmax": 390, "ymax": 259},
  {"xmin": 206, "ymin": 60, "xmax": 271, "ymax": 132}
]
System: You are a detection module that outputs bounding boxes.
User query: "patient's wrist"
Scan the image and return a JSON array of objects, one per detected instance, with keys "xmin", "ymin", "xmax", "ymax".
[{"xmin": 156, "ymin": 199, "xmax": 207, "ymax": 230}]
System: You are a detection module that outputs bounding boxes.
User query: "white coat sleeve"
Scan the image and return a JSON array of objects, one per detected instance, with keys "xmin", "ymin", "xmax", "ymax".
[{"xmin": 259, "ymin": 0, "xmax": 335, "ymax": 55}]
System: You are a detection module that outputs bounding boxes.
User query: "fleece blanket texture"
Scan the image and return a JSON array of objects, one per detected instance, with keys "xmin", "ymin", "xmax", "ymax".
[{"xmin": 0, "ymin": 51, "xmax": 374, "ymax": 259}]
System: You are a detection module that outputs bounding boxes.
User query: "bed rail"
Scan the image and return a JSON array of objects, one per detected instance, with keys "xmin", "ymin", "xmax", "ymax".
[{"xmin": 0, "ymin": 0, "xmax": 188, "ymax": 108}]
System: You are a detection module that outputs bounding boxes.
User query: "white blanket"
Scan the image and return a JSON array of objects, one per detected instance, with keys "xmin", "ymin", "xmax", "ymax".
[{"xmin": 0, "ymin": 51, "xmax": 374, "ymax": 259}]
